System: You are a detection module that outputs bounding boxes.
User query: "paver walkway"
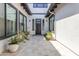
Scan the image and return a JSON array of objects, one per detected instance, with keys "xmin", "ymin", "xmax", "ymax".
[{"xmin": 17, "ymin": 35, "xmax": 61, "ymax": 56}]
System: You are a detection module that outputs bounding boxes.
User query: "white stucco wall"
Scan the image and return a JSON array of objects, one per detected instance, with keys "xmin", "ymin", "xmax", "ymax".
[
  {"xmin": 55, "ymin": 3, "xmax": 79, "ymax": 55},
  {"xmin": 27, "ymin": 15, "xmax": 33, "ymax": 35}
]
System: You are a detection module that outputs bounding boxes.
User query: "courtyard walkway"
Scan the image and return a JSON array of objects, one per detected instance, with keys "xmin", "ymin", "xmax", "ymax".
[
  {"xmin": 17, "ymin": 35, "xmax": 61, "ymax": 56},
  {"xmin": 0, "ymin": 35, "xmax": 61, "ymax": 56}
]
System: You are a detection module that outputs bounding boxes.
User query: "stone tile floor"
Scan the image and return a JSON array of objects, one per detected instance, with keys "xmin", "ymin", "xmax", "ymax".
[{"xmin": 0, "ymin": 35, "xmax": 61, "ymax": 56}]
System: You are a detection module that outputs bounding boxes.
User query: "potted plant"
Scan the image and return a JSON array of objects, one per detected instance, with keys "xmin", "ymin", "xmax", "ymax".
[
  {"xmin": 44, "ymin": 32, "xmax": 52, "ymax": 41},
  {"xmin": 26, "ymin": 31, "xmax": 30, "ymax": 38},
  {"xmin": 24, "ymin": 31, "xmax": 30, "ymax": 39},
  {"xmin": 21, "ymin": 32, "xmax": 29, "ymax": 40},
  {"xmin": 24, "ymin": 31, "xmax": 29, "ymax": 36},
  {"xmin": 8, "ymin": 33, "xmax": 24, "ymax": 53}
]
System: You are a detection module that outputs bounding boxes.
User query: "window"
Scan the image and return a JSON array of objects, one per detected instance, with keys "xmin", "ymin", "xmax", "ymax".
[
  {"xmin": 49, "ymin": 15, "xmax": 55, "ymax": 31},
  {"xmin": 33, "ymin": 3, "xmax": 48, "ymax": 8},
  {"xmin": 0, "ymin": 4, "xmax": 5, "ymax": 38},
  {"xmin": 53, "ymin": 15, "xmax": 55, "ymax": 31},
  {"xmin": 6, "ymin": 4, "xmax": 17, "ymax": 36},
  {"xmin": 32, "ymin": 19, "xmax": 34, "ymax": 31},
  {"xmin": 19, "ymin": 13, "xmax": 24, "ymax": 32},
  {"xmin": 49, "ymin": 17, "xmax": 52, "ymax": 31},
  {"xmin": 24, "ymin": 16, "xmax": 27, "ymax": 31},
  {"xmin": 43, "ymin": 19, "xmax": 44, "ymax": 30},
  {"xmin": 49, "ymin": 18, "xmax": 50, "ymax": 31}
]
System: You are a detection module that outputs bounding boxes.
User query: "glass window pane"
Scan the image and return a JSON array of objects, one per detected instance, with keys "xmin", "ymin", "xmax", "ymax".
[
  {"xmin": 6, "ymin": 4, "xmax": 16, "ymax": 36},
  {"xmin": 50, "ymin": 18, "xmax": 53, "ymax": 31},
  {"xmin": 19, "ymin": 13, "xmax": 24, "ymax": 32},
  {"xmin": 24, "ymin": 16, "xmax": 27, "ymax": 31},
  {"xmin": 49, "ymin": 16, "xmax": 55, "ymax": 31},
  {"xmin": 0, "ymin": 4, "xmax": 5, "ymax": 37}
]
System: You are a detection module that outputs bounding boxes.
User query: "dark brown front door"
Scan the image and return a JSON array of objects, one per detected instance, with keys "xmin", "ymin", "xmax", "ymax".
[{"xmin": 36, "ymin": 19, "xmax": 41, "ymax": 35}]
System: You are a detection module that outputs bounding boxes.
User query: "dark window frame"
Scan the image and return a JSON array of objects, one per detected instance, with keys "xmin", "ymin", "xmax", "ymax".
[
  {"xmin": 5, "ymin": 3, "xmax": 17, "ymax": 36},
  {"xmin": 49, "ymin": 15, "xmax": 55, "ymax": 31},
  {"xmin": 24, "ymin": 15, "xmax": 27, "ymax": 32},
  {"xmin": 32, "ymin": 19, "xmax": 34, "ymax": 31},
  {"xmin": 53, "ymin": 15, "xmax": 55, "ymax": 31},
  {"xmin": 19, "ymin": 11, "xmax": 25, "ymax": 32},
  {"xmin": 49, "ymin": 18, "xmax": 50, "ymax": 31},
  {"xmin": 43, "ymin": 19, "xmax": 44, "ymax": 30},
  {"xmin": 0, "ymin": 4, "xmax": 6, "ymax": 40},
  {"xmin": 0, "ymin": 3, "xmax": 27, "ymax": 40},
  {"xmin": 0, "ymin": 3, "xmax": 18, "ymax": 40}
]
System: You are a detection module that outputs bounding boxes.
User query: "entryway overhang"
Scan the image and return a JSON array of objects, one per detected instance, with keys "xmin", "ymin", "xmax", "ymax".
[
  {"xmin": 21, "ymin": 3, "xmax": 32, "ymax": 15},
  {"xmin": 45, "ymin": 3, "xmax": 60, "ymax": 18}
]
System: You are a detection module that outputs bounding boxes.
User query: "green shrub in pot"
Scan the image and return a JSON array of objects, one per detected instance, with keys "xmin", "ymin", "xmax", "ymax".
[
  {"xmin": 24, "ymin": 31, "xmax": 30, "ymax": 36},
  {"xmin": 8, "ymin": 32, "xmax": 26, "ymax": 53},
  {"xmin": 24, "ymin": 31, "xmax": 30, "ymax": 40},
  {"xmin": 20, "ymin": 32, "xmax": 29, "ymax": 40},
  {"xmin": 44, "ymin": 32, "xmax": 52, "ymax": 41}
]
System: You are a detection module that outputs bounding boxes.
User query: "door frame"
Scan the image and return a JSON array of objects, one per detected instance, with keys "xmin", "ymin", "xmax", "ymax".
[{"xmin": 35, "ymin": 19, "xmax": 41, "ymax": 35}]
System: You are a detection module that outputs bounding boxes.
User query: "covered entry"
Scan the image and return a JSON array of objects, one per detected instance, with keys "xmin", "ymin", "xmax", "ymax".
[{"xmin": 36, "ymin": 19, "xmax": 41, "ymax": 35}]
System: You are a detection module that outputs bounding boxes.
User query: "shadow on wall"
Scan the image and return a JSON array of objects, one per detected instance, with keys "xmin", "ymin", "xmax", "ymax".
[{"xmin": 55, "ymin": 3, "xmax": 79, "ymax": 21}]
